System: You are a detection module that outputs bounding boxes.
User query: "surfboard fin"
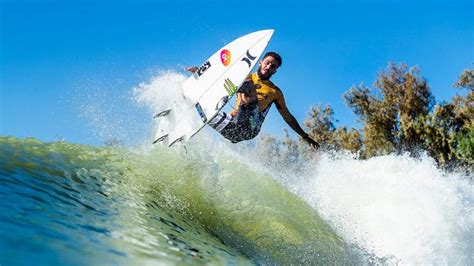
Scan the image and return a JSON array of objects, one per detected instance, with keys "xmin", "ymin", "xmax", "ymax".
[
  {"xmin": 169, "ymin": 136, "xmax": 185, "ymax": 147},
  {"xmin": 153, "ymin": 109, "xmax": 171, "ymax": 119},
  {"xmin": 153, "ymin": 134, "xmax": 168, "ymax": 144},
  {"xmin": 215, "ymin": 96, "xmax": 229, "ymax": 110}
]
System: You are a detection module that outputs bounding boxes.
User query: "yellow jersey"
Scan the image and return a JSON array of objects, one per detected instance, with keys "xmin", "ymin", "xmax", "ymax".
[{"xmin": 230, "ymin": 73, "xmax": 286, "ymax": 117}]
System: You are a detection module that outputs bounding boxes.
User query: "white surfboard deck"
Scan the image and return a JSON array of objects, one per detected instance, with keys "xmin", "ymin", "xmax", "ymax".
[{"xmin": 154, "ymin": 29, "xmax": 274, "ymax": 147}]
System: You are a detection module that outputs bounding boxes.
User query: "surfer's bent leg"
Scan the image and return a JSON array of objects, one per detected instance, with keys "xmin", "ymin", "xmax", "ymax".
[
  {"xmin": 208, "ymin": 112, "xmax": 233, "ymax": 133},
  {"xmin": 208, "ymin": 104, "xmax": 260, "ymax": 143},
  {"xmin": 208, "ymin": 112, "xmax": 240, "ymax": 142}
]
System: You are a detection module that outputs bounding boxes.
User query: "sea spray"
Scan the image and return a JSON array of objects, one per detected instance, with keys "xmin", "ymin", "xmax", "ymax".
[
  {"xmin": 282, "ymin": 151, "xmax": 473, "ymax": 264},
  {"xmin": 132, "ymin": 69, "xmax": 207, "ymax": 146},
  {"xmin": 72, "ymin": 76, "xmax": 154, "ymax": 146},
  {"xmin": 132, "ymin": 70, "xmax": 187, "ymax": 113}
]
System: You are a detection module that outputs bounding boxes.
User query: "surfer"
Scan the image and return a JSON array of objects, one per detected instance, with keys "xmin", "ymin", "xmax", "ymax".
[{"xmin": 186, "ymin": 52, "xmax": 319, "ymax": 149}]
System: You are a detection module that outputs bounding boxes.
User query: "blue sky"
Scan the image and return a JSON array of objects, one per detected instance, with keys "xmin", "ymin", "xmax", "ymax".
[{"xmin": 1, "ymin": 0, "xmax": 473, "ymax": 146}]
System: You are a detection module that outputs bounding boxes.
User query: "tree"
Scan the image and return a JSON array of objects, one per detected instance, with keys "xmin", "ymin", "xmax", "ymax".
[
  {"xmin": 254, "ymin": 64, "xmax": 472, "ymax": 169},
  {"xmin": 304, "ymin": 104, "xmax": 338, "ymax": 147},
  {"xmin": 336, "ymin": 127, "xmax": 363, "ymax": 155},
  {"xmin": 424, "ymin": 68, "xmax": 473, "ymax": 167},
  {"xmin": 452, "ymin": 68, "xmax": 474, "ymax": 167},
  {"xmin": 343, "ymin": 63, "xmax": 434, "ymax": 157}
]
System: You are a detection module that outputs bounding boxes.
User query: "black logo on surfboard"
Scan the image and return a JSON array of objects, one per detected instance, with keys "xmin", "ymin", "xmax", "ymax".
[
  {"xmin": 241, "ymin": 50, "xmax": 257, "ymax": 68},
  {"xmin": 196, "ymin": 61, "xmax": 211, "ymax": 77}
]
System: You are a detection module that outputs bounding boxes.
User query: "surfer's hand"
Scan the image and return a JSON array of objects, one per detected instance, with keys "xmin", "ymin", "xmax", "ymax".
[
  {"xmin": 185, "ymin": 66, "xmax": 198, "ymax": 73},
  {"xmin": 303, "ymin": 134, "xmax": 320, "ymax": 149},
  {"xmin": 239, "ymin": 90, "xmax": 257, "ymax": 106},
  {"xmin": 238, "ymin": 80, "xmax": 257, "ymax": 106}
]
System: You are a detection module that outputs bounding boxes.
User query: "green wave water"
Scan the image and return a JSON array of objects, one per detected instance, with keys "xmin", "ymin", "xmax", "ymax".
[{"xmin": 0, "ymin": 136, "xmax": 351, "ymax": 265}]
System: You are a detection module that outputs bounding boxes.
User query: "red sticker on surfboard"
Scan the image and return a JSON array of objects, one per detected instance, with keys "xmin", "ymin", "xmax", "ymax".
[{"xmin": 220, "ymin": 49, "xmax": 231, "ymax": 66}]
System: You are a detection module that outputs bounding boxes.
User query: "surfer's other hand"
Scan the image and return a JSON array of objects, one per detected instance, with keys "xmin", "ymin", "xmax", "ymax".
[
  {"xmin": 186, "ymin": 66, "xmax": 198, "ymax": 73},
  {"xmin": 303, "ymin": 134, "xmax": 320, "ymax": 149}
]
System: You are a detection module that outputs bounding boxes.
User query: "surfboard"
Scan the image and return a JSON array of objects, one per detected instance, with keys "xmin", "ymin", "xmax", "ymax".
[{"xmin": 153, "ymin": 29, "xmax": 274, "ymax": 146}]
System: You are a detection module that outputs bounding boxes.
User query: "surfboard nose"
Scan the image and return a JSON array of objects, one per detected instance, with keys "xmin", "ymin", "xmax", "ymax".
[
  {"xmin": 259, "ymin": 29, "xmax": 274, "ymax": 38},
  {"xmin": 246, "ymin": 29, "xmax": 274, "ymax": 41},
  {"xmin": 261, "ymin": 29, "xmax": 274, "ymax": 44}
]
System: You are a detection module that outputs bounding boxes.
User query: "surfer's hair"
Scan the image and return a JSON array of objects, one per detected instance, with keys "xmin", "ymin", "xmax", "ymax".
[{"xmin": 263, "ymin": 52, "xmax": 282, "ymax": 67}]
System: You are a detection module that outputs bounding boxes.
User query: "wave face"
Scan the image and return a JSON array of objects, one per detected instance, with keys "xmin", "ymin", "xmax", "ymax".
[
  {"xmin": 0, "ymin": 137, "xmax": 252, "ymax": 265},
  {"xmin": 0, "ymin": 136, "xmax": 351, "ymax": 265}
]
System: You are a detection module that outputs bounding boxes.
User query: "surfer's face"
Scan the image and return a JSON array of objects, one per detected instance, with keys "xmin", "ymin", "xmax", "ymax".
[{"xmin": 257, "ymin": 56, "xmax": 279, "ymax": 80}]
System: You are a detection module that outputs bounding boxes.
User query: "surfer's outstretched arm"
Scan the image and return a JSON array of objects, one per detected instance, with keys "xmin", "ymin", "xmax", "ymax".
[{"xmin": 276, "ymin": 102, "xmax": 320, "ymax": 149}]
